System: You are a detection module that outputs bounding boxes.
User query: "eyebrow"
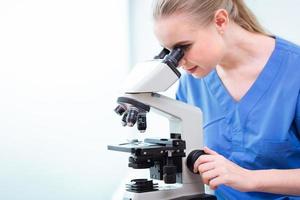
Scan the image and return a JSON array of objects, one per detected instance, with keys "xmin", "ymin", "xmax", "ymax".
[{"xmin": 163, "ymin": 40, "xmax": 191, "ymax": 50}]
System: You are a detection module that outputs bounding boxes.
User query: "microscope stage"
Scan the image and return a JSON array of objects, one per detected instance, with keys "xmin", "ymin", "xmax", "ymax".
[{"xmin": 107, "ymin": 138, "xmax": 186, "ymax": 156}]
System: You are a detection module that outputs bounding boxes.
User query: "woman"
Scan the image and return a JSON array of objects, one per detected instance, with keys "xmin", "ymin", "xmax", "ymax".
[{"xmin": 153, "ymin": 0, "xmax": 300, "ymax": 199}]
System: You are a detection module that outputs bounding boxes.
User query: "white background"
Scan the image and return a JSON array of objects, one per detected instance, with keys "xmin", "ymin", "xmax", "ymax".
[
  {"xmin": 1, "ymin": 1, "xmax": 300, "ymax": 200},
  {"xmin": 0, "ymin": 1, "xmax": 130, "ymax": 199}
]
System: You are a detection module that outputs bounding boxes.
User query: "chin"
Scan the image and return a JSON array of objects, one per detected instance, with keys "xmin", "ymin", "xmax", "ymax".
[
  {"xmin": 191, "ymin": 70, "xmax": 212, "ymax": 78},
  {"xmin": 191, "ymin": 73, "xmax": 203, "ymax": 79}
]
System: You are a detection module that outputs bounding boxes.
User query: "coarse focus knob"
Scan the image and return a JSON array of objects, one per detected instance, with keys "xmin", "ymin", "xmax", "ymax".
[{"xmin": 186, "ymin": 150, "xmax": 206, "ymax": 174}]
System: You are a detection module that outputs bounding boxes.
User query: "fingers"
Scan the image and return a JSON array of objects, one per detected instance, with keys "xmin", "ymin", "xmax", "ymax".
[
  {"xmin": 197, "ymin": 161, "xmax": 215, "ymax": 174},
  {"xmin": 191, "ymin": 148, "xmax": 249, "ymax": 192},
  {"xmin": 201, "ymin": 168, "xmax": 219, "ymax": 185},
  {"xmin": 200, "ymin": 167, "xmax": 227, "ymax": 190},
  {"xmin": 208, "ymin": 176, "xmax": 225, "ymax": 190},
  {"xmin": 193, "ymin": 155, "xmax": 215, "ymax": 173},
  {"xmin": 193, "ymin": 147, "xmax": 220, "ymax": 173}
]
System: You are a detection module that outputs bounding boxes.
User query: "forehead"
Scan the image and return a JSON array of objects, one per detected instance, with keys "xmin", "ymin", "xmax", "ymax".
[{"xmin": 154, "ymin": 14, "xmax": 199, "ymax": 49}]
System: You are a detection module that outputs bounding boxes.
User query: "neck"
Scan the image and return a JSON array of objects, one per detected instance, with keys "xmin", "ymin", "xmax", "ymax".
[{"xmin": 219, "ymin": 22, "xmax": 274, "ymax": 71}]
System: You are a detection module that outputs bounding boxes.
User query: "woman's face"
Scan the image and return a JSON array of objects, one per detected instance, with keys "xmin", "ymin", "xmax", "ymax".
[{"xmin": 154, "ymin": 14, "xmax": 226, "ymax": 77}]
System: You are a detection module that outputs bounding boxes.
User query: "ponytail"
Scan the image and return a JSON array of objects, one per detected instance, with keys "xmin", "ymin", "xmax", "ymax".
[{"xmin": 230, "ymin": 0, "xmax": 269, "ymax": 35}]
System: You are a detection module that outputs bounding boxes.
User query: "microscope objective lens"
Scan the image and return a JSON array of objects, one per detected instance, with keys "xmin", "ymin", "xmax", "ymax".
[
  {"xmin": 137, "ymin": 113, "xmax": 147, "ymax": 132},
  {"xmin": 114, "ymin": 104, "xmax": 127, "ymax": 115},
  {"xmin": 126, "ymin": 107, "xmax": 139, "ymax": 127},
  {"xmin": 121, "ymin": 112, "xmax": 128, "ymax": 126}
]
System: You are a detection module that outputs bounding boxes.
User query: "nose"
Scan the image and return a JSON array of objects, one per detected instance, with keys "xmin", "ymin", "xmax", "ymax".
[{"xmin": 179, "ymin": 57, "xmax": 187, "ymax": 68}]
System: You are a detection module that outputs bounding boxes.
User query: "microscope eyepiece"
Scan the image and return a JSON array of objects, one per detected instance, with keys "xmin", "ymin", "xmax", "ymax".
[
  {"xmin": 154, "ymin": 48, "xmax": 170, "ymax": 59},
  {"xmin": 162, "ymin": 47, "xmax": 184, "ymax": 69},
  {"xmin": 161, "ymin": 47, "xmax": 184, "ymax": 78}
]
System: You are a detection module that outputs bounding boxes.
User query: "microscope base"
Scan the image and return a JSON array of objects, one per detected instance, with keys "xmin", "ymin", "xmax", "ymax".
[
  {"xmin": 171, "ymin": 193, "xmax": 216, "ymax": 200},
  {"xmin": 123, "ymin": 193, "xmax": 216, "ymax": 200},
  {"xmin": 122, "ymin": 182, "xmax": 216, "ymax": 200}
]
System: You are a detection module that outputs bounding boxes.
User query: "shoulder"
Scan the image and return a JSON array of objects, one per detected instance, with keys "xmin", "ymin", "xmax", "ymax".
[
  {"xmin": 275, "ymin": 36, "xmax": 300, "ymax": 56},
  {"xmin": 274, "ymin": 36, "xmax": 300, "ymax": 85}
]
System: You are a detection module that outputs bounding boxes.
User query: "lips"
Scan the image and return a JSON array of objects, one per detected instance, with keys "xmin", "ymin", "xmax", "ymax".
[{"xmin": 186, "ymin": 66, "xmax": 198, "ymax": 74}]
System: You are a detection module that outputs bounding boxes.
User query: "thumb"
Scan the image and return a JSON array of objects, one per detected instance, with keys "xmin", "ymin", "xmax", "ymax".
[{"xmin": 203, "ymin": 146, "xmax": 218, "ymax": 155}]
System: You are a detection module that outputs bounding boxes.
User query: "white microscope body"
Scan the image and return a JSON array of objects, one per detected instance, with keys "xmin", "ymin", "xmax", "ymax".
[{"xmin": 108, "ymin": 48, "xmax": 216, "ymax": 200}]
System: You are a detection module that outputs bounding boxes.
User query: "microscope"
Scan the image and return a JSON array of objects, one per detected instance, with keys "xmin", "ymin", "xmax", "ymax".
[{"xmin": 108, "ymin": 48, "xmax": 216, "ymax": 200}]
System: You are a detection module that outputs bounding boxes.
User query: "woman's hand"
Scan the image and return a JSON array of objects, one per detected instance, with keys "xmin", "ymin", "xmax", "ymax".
[{"xmin": 194, "ymin": 147, "xmax": 255, "ymax": 192}]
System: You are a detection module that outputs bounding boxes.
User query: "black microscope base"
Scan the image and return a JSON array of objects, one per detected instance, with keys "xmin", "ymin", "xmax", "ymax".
[{"xmin": 171, "ymin": 193, "xmax": 217, "ymax": 200}]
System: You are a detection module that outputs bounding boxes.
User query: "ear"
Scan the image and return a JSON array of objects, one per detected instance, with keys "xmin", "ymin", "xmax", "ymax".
[{"xmin": 214, "ymin": 9, "xmax": 229, "ymax": 34}]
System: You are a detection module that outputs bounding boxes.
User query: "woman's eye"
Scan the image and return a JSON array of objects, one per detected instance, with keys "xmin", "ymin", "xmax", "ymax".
[
  {"xmin": 181, "ymin": 44, "xmax": 191, "ymax": 51},
  {"xmin": 171, "ymin": 44, "xmax": 191, "ymax": 52}
]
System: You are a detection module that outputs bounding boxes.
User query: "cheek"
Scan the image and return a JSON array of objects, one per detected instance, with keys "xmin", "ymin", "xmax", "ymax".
[
  {"xmin": 207, "ymin": 37, "xmax": 226, "ymax": 62},
  {"xmin": 186, "ymin": 48, "xmax": 218, "ymax": 67},
  {"xmin": 189, "ymin": 42, "xmax": 224, "ymax": 67}
]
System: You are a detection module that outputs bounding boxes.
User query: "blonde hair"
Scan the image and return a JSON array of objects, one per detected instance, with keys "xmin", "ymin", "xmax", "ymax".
[{"xmin": 153, "ymin": 0, "xmax": 268, "ymax": 35}]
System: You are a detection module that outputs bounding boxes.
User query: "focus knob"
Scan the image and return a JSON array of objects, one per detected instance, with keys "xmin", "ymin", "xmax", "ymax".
[
  {"xmin": 163, "ymin": 165, "xmax": 177, "ymax": 184},
  {"xmin": 186, "ymin": 150, "xmax": 206, "ymax": 174}
]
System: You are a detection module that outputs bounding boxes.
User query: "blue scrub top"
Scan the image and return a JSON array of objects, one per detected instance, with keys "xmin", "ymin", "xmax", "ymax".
[{"xmin": 176, "ymin": 37, "xmax": 300, "ymax": 200}]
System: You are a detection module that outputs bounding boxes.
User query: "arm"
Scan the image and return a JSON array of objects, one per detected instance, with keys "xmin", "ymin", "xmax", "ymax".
[
  {"xmin": 296, "ymin": 92, "xmax": 300, "ymax": 140},
  {"xmin": 251, "ymin": 168, "xmax": 300, "ymax": 195},
  {"xmin": 195, "ymin": 147, "xmax": 300, "ymax": 195}
]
